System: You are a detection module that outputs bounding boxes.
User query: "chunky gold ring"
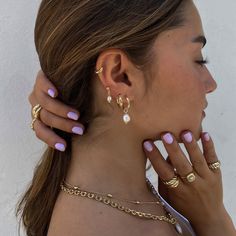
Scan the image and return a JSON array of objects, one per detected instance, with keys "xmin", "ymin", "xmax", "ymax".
[
  {"xmin": 162, "ymin": 176, "xmax": 180, "ymax": 188},
  {"xmin": 30, "ymin": 104, "xmax": 42, "ymax": 130},
  {"xmin": 180, "ymin": 172, "xmax": 196, "ymax": 183},
  {"xmin": 208, "ymin": 161, "xmax": 221, "ymax": 171}
]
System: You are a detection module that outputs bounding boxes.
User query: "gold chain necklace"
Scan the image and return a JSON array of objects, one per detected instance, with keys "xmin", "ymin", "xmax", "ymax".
[
  {"xmin": 62, "ymin": 180, "xmax": 160, "ymax": 205},
  {"xmin": 60, "ymin": 178, "xmax": 183, "ymax": 234}
]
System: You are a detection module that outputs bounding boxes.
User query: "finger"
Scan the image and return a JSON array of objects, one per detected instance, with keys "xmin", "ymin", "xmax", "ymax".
[
  {"xmin": 35, "ymin": 89, "xmax": 80, "ymax": 120},
  {"xmin": 28, "ymin": 92, "xmax": 37, "ymax": 118},
  {"xmin": 30, "ymin": 70, "xmax": 80, "ymax": 121},
  {"xmin": 180, "ymin": 130, "xmax": 209, "ymax": 177},
  {"xmin": 161, "ymin": 132, "xmax": 193, "ymax": 177},
  {"xmin": 143, "ymin": 140, "xmax": 176, "ymax": 182},
  {"xmin": 33, "ymin": 119, "xmax": 67, "ymax": 152},
  {"xmin": 158, "ymin": 176, "xmax": 169, "ymax": 201},
  {"xmin": 201, "ymin": 132, "xmax": 219, "ymax": 164},
  {"xmin": 40, "ymin": 109, "xmax": 84, "ymax": 135},
  {"xmin": 36, "ymin": 70, "xmax": 58, "ymax": 98}
]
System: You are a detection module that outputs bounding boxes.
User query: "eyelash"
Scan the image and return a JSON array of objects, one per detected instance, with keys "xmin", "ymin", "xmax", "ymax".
[{"xmin": 196, "ymin": 57, "xmax": 209, "ymax": 66}]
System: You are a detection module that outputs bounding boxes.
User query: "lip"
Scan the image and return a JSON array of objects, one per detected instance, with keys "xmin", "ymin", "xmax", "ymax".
[
  {"xmin": 204, "ymin": 102, "xmax": 208, "ymax": 110},
  {"xmin": 202, "ymin": 110, "xmax": 206, "ymax": 117}
]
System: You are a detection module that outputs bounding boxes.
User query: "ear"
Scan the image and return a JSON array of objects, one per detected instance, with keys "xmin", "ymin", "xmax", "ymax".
[{"xmin": 95, "ymin": 49, "xmax": 144, "ymax": 101}]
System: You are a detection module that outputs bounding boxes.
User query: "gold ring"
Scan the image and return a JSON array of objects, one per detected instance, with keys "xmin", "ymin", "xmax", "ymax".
[
  {"xmin": 180, "ymin": 172, "xmax": 196, "ymax": 183},
  {"xmin": 162, "ymin": 176, "xmax": 180, "ymax": 188},
  {"xmin": 208, "ymin": 161, "xmax": 221, "ymax": 171},
  {"xmin": 30, "ymin": 104, "xmax": 42, "ymax": 130}
]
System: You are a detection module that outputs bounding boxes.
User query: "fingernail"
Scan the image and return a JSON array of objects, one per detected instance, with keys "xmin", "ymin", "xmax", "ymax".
[
  {"xmin": 48, "ymin": 89, "xmax": 55, "ymax": 98},
  {"xmin": 143, "ymin": 141, "xmax": 153, "ymax": 152},
  {"xmin": 204, "ymin": 132, "xmax": 210, "ymax": 142},
  {"xmin": 163, "ymin": 133, "xmax": 173, "ymax": 144},
  {"xmin": 67, "ymin": 112, "xmax": 79, "ymax": 120},
  {"xmin": 55, "ymin": 143, "xmax": 65, "ymax": 152},
  {"xmin": 183, "ymin": 132, "xmax": 193, "ymax": 143},
  {"xmin": 72, "ymin": 126, "xmax": 84, "ymax": 135}
]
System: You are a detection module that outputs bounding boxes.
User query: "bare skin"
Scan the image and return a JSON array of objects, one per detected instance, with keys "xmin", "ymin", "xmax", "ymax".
[{"xmin": 28, "ymin": 1, "xmax": 236, "ymax": 236}]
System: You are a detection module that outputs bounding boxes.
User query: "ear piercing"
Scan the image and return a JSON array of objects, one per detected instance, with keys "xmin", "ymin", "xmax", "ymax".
[{"xmin": 95, "ymin": 67, "xmax": 131, "ymax": 124}]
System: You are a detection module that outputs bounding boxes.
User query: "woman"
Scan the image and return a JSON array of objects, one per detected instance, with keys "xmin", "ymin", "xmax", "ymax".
[{"xmin": 16, "ymin": 0, "xmax": 236, "ymax": 235}]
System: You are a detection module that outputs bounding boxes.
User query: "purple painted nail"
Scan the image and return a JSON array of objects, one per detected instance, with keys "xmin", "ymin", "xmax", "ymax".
[
  {"xmin": 55, "ymin": 143, "xmax": 65, "ymax": 152},
  {"xmin": 204, "ymin": 132, "xmax": 210, "ymax": 142},
  {"xmin": 183, "ymin": 132, "xmax": 193, "ymax": 143},
  {"xmin": 72, "ymin": 127, "xmax": 84, "ymax": 135},
  {"xmin": 67, "ymin": 112, "xmax": 79, "ymax": 121},
  {"xmin": 163, "ymin": 133, "xmax": 173, "ymax": 144},
  {"xmin": 48, "ymin": 89, "xmax": 55, "ymax": 98},
  {"xmin": 144, "ymin": 141, "xmax": 153, "ymax": 152}
]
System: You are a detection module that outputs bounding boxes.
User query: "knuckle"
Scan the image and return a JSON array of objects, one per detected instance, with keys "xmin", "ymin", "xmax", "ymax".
[
  {"xmin": 171, "ymin": 144, "xmax": 180, "ymax": 155},
  {"xmin": 59, "ymin": 119, "xmax": 75, "ymax": 133},
  {"xmin": 36, "ymin": 70, "xmax": 43, "ymax": 83},
  {"xmin": 177, "ymin": 162, "xmax": 191, "ymax": 172},
  {"xmin": 192, "ymin": 158, "xmax": 205, "ymax": 167},
  {"xmin": 42, "ymin": 110, "xmax": 53, "ymax": 126},
  {"xmin": 39, "ymin": 109, "xmax": 47, "ymax": 122},
  {"xmin": 44, "ymin": 135, "xmax": 52, "ymax": 145},
  {"xmin": 35, "ymin": 129, "xmax": 41, "ymax": 139},
  {"xmin": 37, "ymin": 92, "xmax": 47, "ymax": 107},
  {"xmin": 207, "ymin": 149, "xmax": 217, "ymax": 160},
  {"xmin": 190, "ymin": 142, "xmax": 199, "ymax": 154},
  {"xmin": 206, "ymin": 141, "xmax": 213, "ymax": 150}
]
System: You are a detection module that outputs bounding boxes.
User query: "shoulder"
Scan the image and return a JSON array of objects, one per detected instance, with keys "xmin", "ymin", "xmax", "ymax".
[{"xmin": 47, "ymin": 191, "xmax": 130, "ymax": 236}]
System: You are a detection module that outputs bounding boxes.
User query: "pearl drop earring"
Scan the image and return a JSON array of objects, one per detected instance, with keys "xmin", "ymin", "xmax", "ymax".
[
  {"xmin": 106, "ymin": 87, "xmax": 112, "ymax": 103},
  {"xmin": 116, "ymin": 94, "xmax": 131, "ymax": 124}
]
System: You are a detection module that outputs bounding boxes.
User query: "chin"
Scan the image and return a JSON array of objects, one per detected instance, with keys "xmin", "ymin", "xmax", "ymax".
[{"xmin": 195, "ymin": 123, "xmax": 203, "ymax": 141}]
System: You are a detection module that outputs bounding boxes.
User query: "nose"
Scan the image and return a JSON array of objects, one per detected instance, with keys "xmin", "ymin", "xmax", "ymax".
[{"xmin": 205, "ymin": 73, "xmax": 217, "ymax": 94}]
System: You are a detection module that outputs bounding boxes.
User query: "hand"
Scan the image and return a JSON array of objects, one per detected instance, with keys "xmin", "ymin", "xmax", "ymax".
[
  {"xmin": 143, "ymin": 131, "xmax": 236, "ymax": 235},
  {"xmin": 28, "ymin": 70, "xmax": 84, "ymax": 151}
]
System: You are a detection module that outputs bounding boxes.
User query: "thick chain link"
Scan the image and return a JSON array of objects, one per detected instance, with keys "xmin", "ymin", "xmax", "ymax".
[{"xmin": 60, "ymin": 183, "xmax": 177, "ymax": 225}]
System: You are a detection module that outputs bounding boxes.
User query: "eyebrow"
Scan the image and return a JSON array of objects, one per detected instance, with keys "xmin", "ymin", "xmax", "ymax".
[{"xmin": 191, "ymin": 35, "xmax": 207, "ymax": 48}]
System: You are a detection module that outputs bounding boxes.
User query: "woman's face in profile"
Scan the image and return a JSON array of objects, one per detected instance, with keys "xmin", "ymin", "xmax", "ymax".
[{"xmin": 137, "ymin": 1, "xmax": 218, "ymax": 142}]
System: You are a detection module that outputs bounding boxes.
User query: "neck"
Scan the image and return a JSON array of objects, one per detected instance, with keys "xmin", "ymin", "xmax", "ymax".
[{"xmin": 66, "ymin": 117, "xmax": 156, "ymax": 200}]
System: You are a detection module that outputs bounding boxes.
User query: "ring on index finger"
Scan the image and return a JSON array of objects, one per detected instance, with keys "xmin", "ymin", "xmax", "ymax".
[
  {"xmin": 162, "ymin": 175, "xmax": 180, "ymax": 188},
  {"xmin": 30, "ymin": 104, "xmax": 42, "ymax": 131}
]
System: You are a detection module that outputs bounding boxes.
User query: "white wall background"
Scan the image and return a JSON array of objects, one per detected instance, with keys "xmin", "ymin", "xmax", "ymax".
[{"xmin": 0, "ymin": 1, "xmax": 235, "ymax": 235}]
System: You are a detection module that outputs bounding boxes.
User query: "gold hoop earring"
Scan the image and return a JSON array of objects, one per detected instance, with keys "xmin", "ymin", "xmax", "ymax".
[
  {"xmin": 106, "ymin": 87, "xmax": 112, "ymax": 103},
  {"xmin": 123, "ymin": 96, "xmax": 131, "ymax": 124},
  {"xmin": 116, "ymin": 94, "xmax": 123, "ymax": 108},
  {"xmin": 116, "ymin": 94, "xmax": 131, "ymax": 124}
]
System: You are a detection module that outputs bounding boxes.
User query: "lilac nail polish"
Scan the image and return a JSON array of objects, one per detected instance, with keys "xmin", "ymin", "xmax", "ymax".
[
  {"xmin": 67, "ymin": 112, "xmax": 79, "ymax": 121},
  {"xmin": 204, "ymin": 133, "xmax": 210, "ymax": 142},
  {"xmin": 55, "ymin": 143, "xmax": 65, "ymax": 152},
  {"xmin": 163, "ymin": 133, "xmax": 173, "ymax": 144},
  {"xmin": 183, "ymin": 132, "xmax": 193, "ymax": 143},
  {"xmin": 72, "ymin": 127, "xmax": 84, "ymax": 135},
  {"xmin": 144, "ymin": 141, "xmax": 153, "ymax": 152},
  {"xmin": 48, "ymin": 89, "xmax": 55, "ymax": 98}
]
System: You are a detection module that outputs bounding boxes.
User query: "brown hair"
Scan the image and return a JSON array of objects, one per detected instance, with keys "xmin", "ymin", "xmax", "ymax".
[{"xmin": 16, "ymin": 0, "xmax": 187, "ymax": 235}]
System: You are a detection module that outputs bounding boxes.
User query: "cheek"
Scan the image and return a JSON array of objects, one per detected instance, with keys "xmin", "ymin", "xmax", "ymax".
[{"xmin": 152, "ymin": 62, "xmax": 204, "ymax": 125}]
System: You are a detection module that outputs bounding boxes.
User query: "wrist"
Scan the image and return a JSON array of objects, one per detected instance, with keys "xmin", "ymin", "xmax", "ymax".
[{"xmin": 191, "ymin": 206, "xmax": 236, "ymax": 236}]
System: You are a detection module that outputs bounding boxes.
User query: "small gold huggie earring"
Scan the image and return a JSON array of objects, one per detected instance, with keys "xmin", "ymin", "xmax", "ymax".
[
  {"xmin": 116, "ymin": 94, "xmax": 123, "ymax": 108},
  {"xmin": 95, "ymin": 67, "xmax": 103, "ymax": 75}
]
